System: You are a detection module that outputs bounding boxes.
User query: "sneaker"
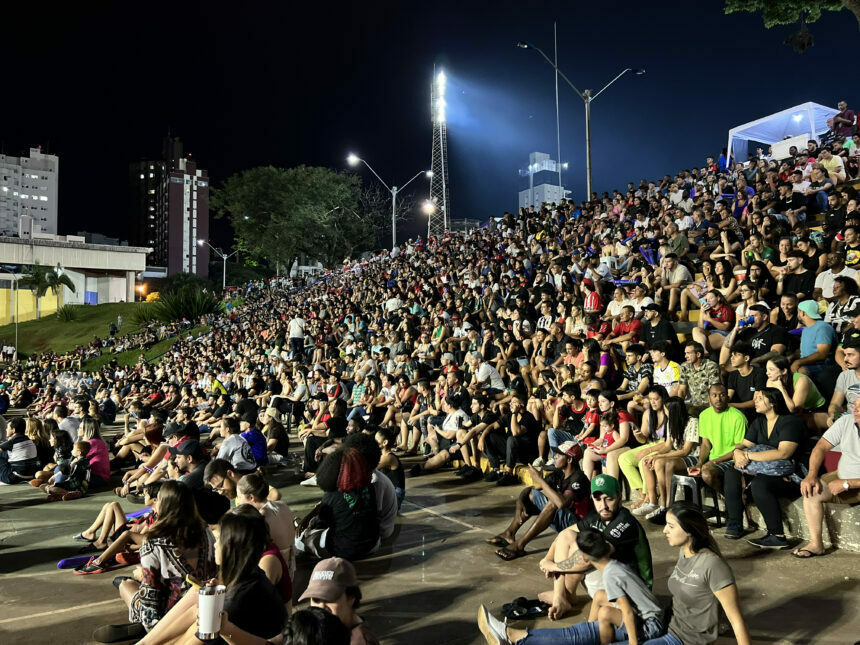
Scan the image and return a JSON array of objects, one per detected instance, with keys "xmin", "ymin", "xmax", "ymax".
[
  {"xmin": 453, "ymin": 466, "xmax": 471, "ymax": 477},
  {"xmin": 645, "ymin": 506, "xmax": 666, "ymax": 520},
  {"xmin": 459, "ymin": 466, "xmax": 482, "ymax": 480},
  {"xmin": 115, "ymin": 552, "xmax": 140, "ymax": 566},
  {"xmin": 477, "ymin": 604, "xmax": 510, "ymax": 645},
  {"xmin": 75, "ymin": 557, "xmax": 108, "ymax": 575},
  {"xmin": 483, "ymin": 470, "xmax": 500, "ymax": 483},
  {"xmin": 62, "ymin": 491, "xmax": 83, "ymax": 501},
  {"xmin": 126, "ymin": 493, "xmax": 145, "ymax": 504},
  {"xmin": 496, "ymin": 473, "xmax": 519, "ymax": 486},
  {"xmin": 532, "ymin": 456, "xmax": 545, "ymax": 469},
  {"xmin": 300, "ymin": 475, "xmax": 318, "ymax": 487},
  {"xmin": 724, "ymin": 523, "xmax": 745, "ymax": 540},
  {"xmin": 633, "ymin": 503, "xmax": 657, "ymax": 517},
  {"xmin": 747, "ymin": 534, "xmax": 790, "ymax": 550}
]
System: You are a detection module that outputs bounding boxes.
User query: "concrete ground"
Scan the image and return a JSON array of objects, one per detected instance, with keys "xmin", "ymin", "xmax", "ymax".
[{"xmin": 2, "ymin": 461, "xmax": 859, "ymax": 645}]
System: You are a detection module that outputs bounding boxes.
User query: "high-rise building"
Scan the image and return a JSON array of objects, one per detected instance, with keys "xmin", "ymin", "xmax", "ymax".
[
  {"xmin": 518, "ymin": 152, "xmax": 570, "ymax": 210},
  {"xmin": 128, "ymin": 137, "xmax": 209, "ymax": 276},
  {"xmin": 0, "ymin": 147, "xmax": 59, "ymax": 236}
]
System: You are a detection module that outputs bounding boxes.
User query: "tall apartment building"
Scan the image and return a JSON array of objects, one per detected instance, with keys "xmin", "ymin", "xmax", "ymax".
[
  {"xmin": 128, "ymin": 137, "xmax": 209, "ymax": 276},
  {"xmin": 0, "ymin": 147, "xmax": 59, "ymax": 236}
]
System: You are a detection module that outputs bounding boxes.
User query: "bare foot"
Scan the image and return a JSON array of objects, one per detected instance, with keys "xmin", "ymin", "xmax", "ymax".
[
  {"xmin": 548, "ymin": 596, "xmax": 574, "ymax": 621},
  {"xmin": 537, "ymin": 590, "xmax": 554, "ymax": 604}
]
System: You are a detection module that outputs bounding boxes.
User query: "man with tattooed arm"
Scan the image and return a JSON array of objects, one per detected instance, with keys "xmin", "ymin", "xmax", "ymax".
[{"xmin": 536, "ymin": 474, "xmax": 653, "ymax": 621}]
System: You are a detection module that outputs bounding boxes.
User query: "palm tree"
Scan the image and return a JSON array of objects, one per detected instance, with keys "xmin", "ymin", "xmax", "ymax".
[{"xmin": 19, "ymin": 262, "xmax": 75, "ymax": 319}]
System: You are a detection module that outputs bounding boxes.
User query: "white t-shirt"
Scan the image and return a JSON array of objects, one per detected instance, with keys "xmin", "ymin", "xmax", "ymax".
[
  {"xmin": 823, "ymin": 414, "xmax": 860, "ymax": 480},
  {"xmin": 606, "ymin": 300, "xmax": 633, "ymax": 318},
  {"xmin": 814, "ymin": 267, "xmax": 857, "ymax": 300},
  {"xmin": 288, "ymin": 317, "xmax": 305, "ymax": 339},
  {"xmin": 476, "ymin": 362, "xmax": 505, "ymax": 390},
  {"xmin": 261, "ymin": 500, "xmax": 296, "ymax": 571}
]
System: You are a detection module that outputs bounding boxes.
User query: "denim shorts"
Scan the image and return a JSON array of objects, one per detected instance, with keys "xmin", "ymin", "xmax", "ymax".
[{"xmin": 530, "ymin": 489, "xmax": 576, "ymax": 532}]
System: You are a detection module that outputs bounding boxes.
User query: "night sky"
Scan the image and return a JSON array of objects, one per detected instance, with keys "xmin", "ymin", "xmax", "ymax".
[{"xmin": 2, "ymin": 1, "xmax": 857, "ymax": 248}]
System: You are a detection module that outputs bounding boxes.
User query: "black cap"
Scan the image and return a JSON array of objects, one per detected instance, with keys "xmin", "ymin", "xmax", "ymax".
[
  {"xmin": 240, "ymin": 412, "xmax": 256, "ymax": 424},
  {"xmin": 168, "ymin": 439, "xmax": 204, "ymax": 459},
  {"xmin": 644, "ymin": 303, "xmax": 662, "ymax": 312}
]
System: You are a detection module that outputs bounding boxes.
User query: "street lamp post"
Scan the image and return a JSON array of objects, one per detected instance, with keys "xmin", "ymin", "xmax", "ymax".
[
  {"xmin": 197, "ymin": 240, "xmax": 238, "ymax": 291},
  {"xmin": 517, "ymin": 41, "xmax": 644, "ymax": 199},
  {"xmin": 347, "ymin": 154, "xmax": 431, "ymax": 251}
]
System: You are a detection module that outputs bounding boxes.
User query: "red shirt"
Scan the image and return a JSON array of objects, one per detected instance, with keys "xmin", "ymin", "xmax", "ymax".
[
  {"xmin": 707, "ymin": 304, "xmax": 735, "ymax": 327},
  {"xmin": 610, "ymin": 319, "xmax": 643, "ymax": 342}
]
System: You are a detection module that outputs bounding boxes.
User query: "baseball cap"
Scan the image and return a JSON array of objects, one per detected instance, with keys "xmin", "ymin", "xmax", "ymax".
[
  {"xmin": 644, "ymin": 303, "xmax": 662, "ymax": 312},
  {"xmin": 168, "ymin": 439, "xmax": 204, "ymax": 459},
  {"xmin": 591, "ymin": 474, "xmax": 621, "ymax": 498},
  {"xmin": 798, "ymin": 300, "xmax": 822, "ymax": 320},
  {"xmin": 298, "ymin": 557, "xmax": 358, "ymax": 602},
  {"xmin": 442, "ymin": 352, "xmax": 455, "ymax": 362},
  {"xmin": 552, "ymin": 440, "xmax": 583, "ymax": 461}
]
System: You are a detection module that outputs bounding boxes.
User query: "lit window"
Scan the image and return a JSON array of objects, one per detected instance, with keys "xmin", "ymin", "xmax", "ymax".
[
  {"xmin": 140, "ymin": 173, "xmax": 145, "ymax": 179},
  {"xmin": 149, "ymin": 172, "xmax": 154, "ymax": 178},
  {"xmin": 197, "ymin": 181, "xmax": 208, "ymax": 186},
  {"xmin": 39, "ymin": 196, "xmax": 48, "ymax": 201},
  {"xmin": 21, "ymin": 194, "xmax": 28, "ymax": 199},
  {"xmin": 1, "ymin": 187, "xmax": 6, "ymax": 192}
]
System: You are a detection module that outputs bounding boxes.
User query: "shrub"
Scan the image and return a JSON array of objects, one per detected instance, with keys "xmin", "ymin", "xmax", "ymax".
[
  {"xmin": 145, "ymin": 291, "xmax": 160, "ymax": 303},
  {"xmin": 55, "ymin": 305, "xmax": 77, "ymax": 322},
  {"xmin": 153, "ymin": 287, "xmax": 224, "ymax": 322},
  {"xmin": 131, "ymin": 304, "xmax": 159, "ymax": 326}
]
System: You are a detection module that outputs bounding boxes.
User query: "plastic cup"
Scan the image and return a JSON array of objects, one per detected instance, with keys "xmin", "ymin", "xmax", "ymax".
[{"xmin": 196, "ymin": 584, "xmax": 226, "ymax": 640}]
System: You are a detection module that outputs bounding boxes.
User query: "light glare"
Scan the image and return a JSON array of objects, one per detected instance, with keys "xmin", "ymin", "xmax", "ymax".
[
  {"xmin": 793, "ymin": 114, "xmax": 803, "ymax": 122},
  {"xmin": 346, "ymin": 153, "xmax": 360, "ymax": 166}
]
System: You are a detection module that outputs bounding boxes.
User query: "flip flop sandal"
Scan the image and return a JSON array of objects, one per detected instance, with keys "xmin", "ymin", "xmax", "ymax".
[
  {"xmin": 495, "ymin": 546, "xmax": 527, "ymax": 561},
  {"xmin": 792, "ymin": 548, "xmax": 823, "ymax": 559},
  {"xmin": 73, "ymin": 533, "xmax": 95, "ymax": 542},
  {"xmin": 485, "ymin": 536, "xmax": 509, "ymax": 547}
]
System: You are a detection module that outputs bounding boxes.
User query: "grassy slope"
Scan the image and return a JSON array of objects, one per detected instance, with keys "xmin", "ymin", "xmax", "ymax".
[
  {"xmin": 0, "ymin": 302, "xmax": 142, "ymax": 356},
  {"xmin": 81, "ymin": 325, "xmax": 210, "ymax": 371}
]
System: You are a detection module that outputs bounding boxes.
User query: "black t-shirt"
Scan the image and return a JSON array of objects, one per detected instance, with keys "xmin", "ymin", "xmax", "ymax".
[
  {"xmin": 235, "ymin": 397, "xmax": 259, "ymax": 419},
  {"xmin": 802, "ymin": 250, "xmax": 823, "ymax": 272},
  {"xmin": 500, "ymin": 410, "xmax": 540, "ymax": 442},
  {"xmin": 470, "ymin": 410, "xmax": 500, "ymax": 429},
  {"xmin": 745, "ymin": 415, "xmax": 805, "ymax": 449},
  {"xmin": 576, "ymin": 507, "xmax": 653, "ymax": 587},
  {"xmin": 325, "ymin": 416, "xmax": 348, "ymax": 439},
  {"xmin": 782, "ymin": 270, "xmax": 815, "ymax": 299},
  {"xmin": 223, "ymin": 569, "xmax": 287, "ymax": 642},
  {"xmin": 642, "ymin": 319, "xmax": 681, "ymax": 359},
  {"xmin": 738, "ymin": 324, "xmax": 789, "ymax": 358},
  {"xmin": 824, "ymin": 206, "xmax": 847, "ymax": 233},
  {"xmin": 545, "ymin": 468, "xmax": 591, "ymax": 512},
  {"xmin": 322, "ymin": 485, "xmax": 380, "ymax": 560},
  {"xmin": 727, "ymin": 367, "xmax": 767, "ymax": 417}
]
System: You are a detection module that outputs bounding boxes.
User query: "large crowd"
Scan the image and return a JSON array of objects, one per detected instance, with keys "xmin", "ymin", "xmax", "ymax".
[{"xmin": 0, "ymin": 100, "xmax": 859, "ymax": 645}]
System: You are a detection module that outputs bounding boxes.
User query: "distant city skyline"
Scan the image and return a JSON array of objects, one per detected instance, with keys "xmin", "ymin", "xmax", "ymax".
[{"xmin": 1, "ymin": 1, "xmax": 856, "ymax": 249}]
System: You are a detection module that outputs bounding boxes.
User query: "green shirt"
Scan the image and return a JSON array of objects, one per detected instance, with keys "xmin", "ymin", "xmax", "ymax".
[
  {"xmin": 697, "ymin": 406, "xmax": 747, "ymax": 460},
  {"xmin": 794, "ymin": 372, "xmax": 825, "ymax": 411}
]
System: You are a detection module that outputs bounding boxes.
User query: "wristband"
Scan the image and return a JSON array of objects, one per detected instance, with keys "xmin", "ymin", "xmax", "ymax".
[{"xmin": 143, "ymin": 466, "xmax": 154, "ymax": 473}]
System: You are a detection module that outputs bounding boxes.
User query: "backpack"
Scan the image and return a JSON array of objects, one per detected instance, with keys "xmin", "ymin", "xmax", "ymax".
[{"xmin": 738, "ymin": 444, "xmax": 794, "ymax": 477}]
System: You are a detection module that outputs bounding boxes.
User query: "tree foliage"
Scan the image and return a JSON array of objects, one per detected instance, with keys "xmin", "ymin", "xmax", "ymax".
[
  {"xmin": 19, "ymin": 262, "xmax": 75, "ymax": 319},
  {"xmin": 212, "ymin": 165, "xmax": 372, "ymax": 271},
  {"xmin": 724, "ymin": 0, "xmax": 859, "ymax": 29}
]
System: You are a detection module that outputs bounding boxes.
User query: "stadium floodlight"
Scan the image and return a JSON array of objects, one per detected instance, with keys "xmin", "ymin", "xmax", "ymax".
[
  {"xmin": 518, "ymin": 40, "xmax": 645, "ymax": 197},
  {"xmin": 346, "ymin": 153, "xmax": 360, "ymax": 166},
  {"xmin": 422, "ymin": 200, "xmax": 435, "ymax": 214},
  {"xmin": 793, "ymin": 114, "xmax": 804, "ymax": 122},
  {"xmin": 426, "ymin": 170, "xmax": 433, "ymax": 178}
]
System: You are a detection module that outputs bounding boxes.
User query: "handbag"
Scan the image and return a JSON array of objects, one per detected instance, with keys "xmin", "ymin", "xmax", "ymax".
[{"xmin": 738, "ymin": 444, "xmax": 794, "ymax": 476}]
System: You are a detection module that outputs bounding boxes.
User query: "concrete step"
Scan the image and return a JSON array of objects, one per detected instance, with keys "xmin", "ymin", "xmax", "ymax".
[{"xmin": 750, "ymin": 497, "xmax": 860, "ymax": 552}]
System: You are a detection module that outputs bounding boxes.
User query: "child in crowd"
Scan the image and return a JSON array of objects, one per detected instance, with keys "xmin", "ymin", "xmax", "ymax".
[
  {"xmin": 575, "ymin": 389, "xmax": 602, "ymax": 446},
  {"xmin": 41, "ymin": 440, "xmax": 91, "ymax": 501},
  {"xmin": 29, "ymin": 429, "xmax": 73, "ymax": 488},
  {"xmin": 582, "ymin": 411, "xmax": 620, "ymax": 480}
]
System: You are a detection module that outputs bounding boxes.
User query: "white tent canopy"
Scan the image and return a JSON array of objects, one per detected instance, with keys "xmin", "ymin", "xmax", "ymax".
[{"xmin": 727, "ymin": 101, "xmax": 839, "ymax": 164}]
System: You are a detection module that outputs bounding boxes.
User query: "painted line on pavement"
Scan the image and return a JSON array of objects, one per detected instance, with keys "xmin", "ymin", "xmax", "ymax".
[
  {"xmin": 400, "ymin": 499, "xmax": 490, "ymax": 533},
  {"xmin": 0, "ymin": 598, "xmax": 122, "ymax": 625}
]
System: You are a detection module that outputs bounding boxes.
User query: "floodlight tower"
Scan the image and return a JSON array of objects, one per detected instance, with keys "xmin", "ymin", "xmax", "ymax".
[{"xmin": 429, "ymin": 68, "xmax": 450, "ymax": 238}]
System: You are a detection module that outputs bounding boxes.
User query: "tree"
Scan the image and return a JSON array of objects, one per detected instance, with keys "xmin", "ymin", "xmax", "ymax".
[
  {"xmin": 19, "ymin": 262, "xmax": 75, "ymax": 319},
  {"xmin": 212, "ymin": 165, "xmax": 364, "ymax": 271},
  {"xmin": 725, "ymin": 1, "xmax": 860, "ymax": 51},
  {"xmin": 357, "ymin": 183, "xmax": 418, "ymax": 250}
]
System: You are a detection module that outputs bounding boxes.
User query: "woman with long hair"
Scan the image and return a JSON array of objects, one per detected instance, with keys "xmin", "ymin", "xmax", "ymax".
[
  {"xmin": 712, "ymin": 258, "xmax": 738, "ymax": 301},
  {"xmin": 25, "ymin": 417, "xmax": 52, "ymax": 467},
  {"xmin": 135, "ymin": 505, "xmax": 288, "ymax": 645},
  {"xmin": 723, "ymin": 388, "xmax": 804, "ymax": 549},
  {"xmin": 678, "ymin": 259, "xmax": 714, "ymax": 322},
  {"xmin": 582, "ymin": 338, "xmax": 617, "ymax": 389},
  {"xmin": 691, "ymin": 290, "xmax": 735, "ymax": 355},
  {"xmin": 765, "ymin": 355, "xmax": 825, "ymax": 415},
  {"xmin": 594, "ymin": 391, "xmax": 637, "ymax": 479},
  {"xmin": 121, "ymin": 480, "xmax": 217, "ymax": 632},
  {"xmin": 636, "ymin": 398, "xmax": 700, "ymax": 520},
  {"xmin": 619, "ymin": 385, "xmax": 670, "ymax": 509},
  {"xmin": 78, "ymin": 416, "xmax": 110, "ymax": 487}
]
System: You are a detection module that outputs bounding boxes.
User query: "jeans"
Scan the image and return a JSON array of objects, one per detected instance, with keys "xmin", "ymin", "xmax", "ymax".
[
  {"xmin": 347, "ymin": 405, "xmax": 366, "ymax": 421},
  {"xmin": 548, "ymin": 427, "xmax": 576, "ymax": 450},
  {"xmin": 617, "ymin": 634, "xmax": 682, "ymax": 645},
  {"xmin": 517, "ymin": 616, "xmax": 664, "ymax": 645}
]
